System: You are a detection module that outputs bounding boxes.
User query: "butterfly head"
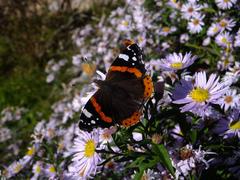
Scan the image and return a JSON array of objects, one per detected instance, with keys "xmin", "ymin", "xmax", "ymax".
[{"xmin": 122, "ymin": 39, "xmax": 135, "ymax": 47}]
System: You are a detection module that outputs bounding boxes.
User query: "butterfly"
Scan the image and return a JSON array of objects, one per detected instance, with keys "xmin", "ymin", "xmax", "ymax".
[{"xmin": 79, "ymin": 40, "xmax": 153, "ymax": 132}]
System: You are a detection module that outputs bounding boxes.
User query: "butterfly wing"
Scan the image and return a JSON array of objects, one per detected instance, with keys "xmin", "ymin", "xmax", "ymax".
[
  {"xmin": 107, "ymin": 43, "xmax": 146, "ymax": 79},
  {"xmin": 104, "ymin": 43, "xmax": 147, "ymax": 126},
  {"xmin": 78, "ymin": 92, "xmax": 113, "ymax": 132},
  {"xmin": 79, "ymin": 42, "xmax": 153, "ymax": 131}
]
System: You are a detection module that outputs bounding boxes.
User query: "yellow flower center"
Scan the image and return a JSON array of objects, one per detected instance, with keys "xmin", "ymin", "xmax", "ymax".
[
  {"xmin": 14, "ymin": 164, "xmax": 22, "ymax": 173},
  {"xmin": 162, "ymin": 27, "xmax": 170, "ymax": 32},
  {"xmin": 221, "ymin": 37, "xmax": 228, "ymax": 44},
  {"xmin": 189, "ymin": 88, "xmax": 210, "ymax": 102},
  {"xmin": 223, "ymin": 58, "xmax": 230, "ymax": 66},
  {"xmin": 171, "ymin": 62, "xmax": 183, "ymax": 69},
  {"xmin": 219, "ymin": 20, "xmax": 227, "ymax": 27},
  {"xmin": 193, "ymin": 19, "xmax": 199, "ymax": 25},
  {"xmin": 35, "ymin": 165, "xmax": 41, "ymax": 173},
  {"xmin": 49, "ymin": 166, "xmax": 56, "ymax": 173},
  {"xmin": 122, "ymin": 21, "xmax": 129, "ymax": 26},
  {"xmin": 229, "ymin": 121, "xmax": 240, "ymax": 130},
  {"xmin": 213, "ymin": 26, "xmax": 219, "ymax": 33},
  {"xmin": 224, "ymin": 0, "xmax": 230, "ymax": 2},
  {"xmin": 102, "ymin": 133, "xmax": 111, "ymax": 140},
  {"xmin": 224, "ymin": 96, "xmax": 233, "ymax": 103},
  {"xmin": 27, "ymin": 146, "xmax": 35, "ymax": 156},
  {"xmin": 84, "ymin": 140, "xmax": 95, "ymax": 157}
]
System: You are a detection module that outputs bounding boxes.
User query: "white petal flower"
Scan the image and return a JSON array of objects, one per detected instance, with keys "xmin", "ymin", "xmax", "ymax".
[
  {"xmin": 218, "ymin": 18, "xmax": 236, "ymax": 32},
  {"xmin": 215, "ymin": 0, "xmax": 237, "ymax": 9},
  {"xmin": 174, "ymin": 145, "xmax": 216, "ymax": 178},
  {"xmin": 67, "ymin": 129, "xmax": 101, "ymax": 179},
  {"xmin": 173, "ymin": 72, "xmax": 229, "ymax": 117},
  {"xmin": 187, "ymin": 14, "xmax": 205, "ymax": 34},
  {"xmin": 132, "ymin": 132, "xmax": 143, "ymax": 141},
  {"xmin": 181, "ymin": 2, "xmax": 201, "ymax": 19},
  {"xmin": 159, "ymin": 26, "xmax": 177, "ymax": 36},
  {"xmin": 207, "ymin": 23, "xmax": 220, "ymax": 37},
  {"xmin": 219, "ymin": 89, "xmax": 239, "ymax": 111},
  {"xmin": 159, "ymin": 52, "xmax": 197, "ymax": 71},
  {"xmin": 202, "ymin": 37, "xmax": 211, "ymax": 46},
  {"xmin": 44, "ymin": 164, "xmax": 56, "ymax": 178},
  {"xmin": 234, "ymin": 29, "xmax": 240, "ymax": 47},
  {"xmin": 215, "ymin": 32, "xmax": 232, "ymax": 47},
  {"xmin": 99, "ymin": 126, "xmax": 117, "ymax": 148},
  {"xmin": 31, "ymin": 161, "xmax": 42, "ymax": 180},
  {"xmin": 180, "ymin": 33, "xmax": 190, "ymax": 43}
]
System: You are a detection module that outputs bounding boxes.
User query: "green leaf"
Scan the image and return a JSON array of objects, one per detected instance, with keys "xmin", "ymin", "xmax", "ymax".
[
  {"xmin": 202, "ymin": 7, "xmax": 217, "ymax": 13},
  {"xmin": 152, "ymin": 144, "xmax": 175, "ymax": 177},
  {"xmin": 185, "ymin": 43, "xmax": 221, "ymax": 57},
  {"xmin": 189, "ymin": 130, "xmax": 197, "ymax": 144}
]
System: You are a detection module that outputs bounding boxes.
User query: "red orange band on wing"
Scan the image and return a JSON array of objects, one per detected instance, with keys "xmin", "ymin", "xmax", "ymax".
[
  {"xmin": 121, "ymin": 111, "xmax": 141, "ymax": 127},
  {"xmin": 143, "ymin": 75, "xmax": 154, "ymax": 99},
  {"xmin": 109, "ymin": 66, "xmax": 142, "ymax": 78},
  {"xmin": 90, "ymin": 97, "xmax": 112, "ymax": 123}
]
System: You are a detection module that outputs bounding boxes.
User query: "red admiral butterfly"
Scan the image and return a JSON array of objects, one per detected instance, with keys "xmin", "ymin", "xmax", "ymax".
[{"xmin": 79, "ymin": 40, "xmax": 153, "ymax": 132}]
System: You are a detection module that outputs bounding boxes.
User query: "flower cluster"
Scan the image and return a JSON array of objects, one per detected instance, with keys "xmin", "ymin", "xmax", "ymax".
[{"xmin": 2, "ymin": 0, "xmax": 240, "ymax": 179}]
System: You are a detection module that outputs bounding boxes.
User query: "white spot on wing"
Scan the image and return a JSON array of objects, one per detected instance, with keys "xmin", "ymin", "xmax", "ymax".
[
  {"xmin": 132, "ymin": 57, "xmax": 137, "ymax": 61},
  {"xmin": 91, "ymin": 120, "xmax": 96, "ymax": 124},
  {"xmin": 82, "ymin": 109, "xmax": 92, "ymax": 118},
  {"xmin": 119, "ymin": 54, "xmax": 129, "ymax": 61}
]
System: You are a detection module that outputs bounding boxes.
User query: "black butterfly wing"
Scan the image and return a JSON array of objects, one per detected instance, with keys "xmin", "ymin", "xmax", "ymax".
[
  {"xmin": 107, "ymin": 43, "xmax": 146, "ymax": 79},
  {"xmin": 104, "ymin": 43, "xmax": 147, "ymax": 126},
  {"xmin": 78, "ymin": 92, "xmax": 113, "ymax": 132}
]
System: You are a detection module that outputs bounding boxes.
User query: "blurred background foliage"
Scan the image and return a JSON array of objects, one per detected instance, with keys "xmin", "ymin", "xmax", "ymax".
[{"xmin": 0, "ymin": 0, "xmax": 120, "ymax": 163}]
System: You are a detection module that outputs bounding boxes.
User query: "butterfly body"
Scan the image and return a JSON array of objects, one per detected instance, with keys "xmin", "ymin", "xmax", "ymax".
[{"xmin": 79, "ymin": 42, "xmax": 153, "ymax": 132}]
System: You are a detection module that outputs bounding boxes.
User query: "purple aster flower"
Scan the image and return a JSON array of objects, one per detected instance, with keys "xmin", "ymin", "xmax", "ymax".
[
  {"xmin": 173, "ymin": 144, "xmax": 216, "ymax": 179},
  {"xmin": 171, "ymin": 124, "xmax": 184, "ymax": 140},
  {"xmin": 224, "ymin": 109, "xmax": 240, "ymax": 139},
  {"xmin": 219, "ymin": 89, "xmax": 239, "ymax": 112},
  {"xmin": 213, "ymin": 109, "xmax": 240, "ymax": 139},
  {"xmin": 159, "ymin": 52, "xmax": 197, "ymax": 71},
  {"xmin": 66, "ymin": 129, "xmax": 101, "ymax": 179},
  {"xmin": 172, "ymin": 72, "xmax": 229, "ymax": 117}
]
